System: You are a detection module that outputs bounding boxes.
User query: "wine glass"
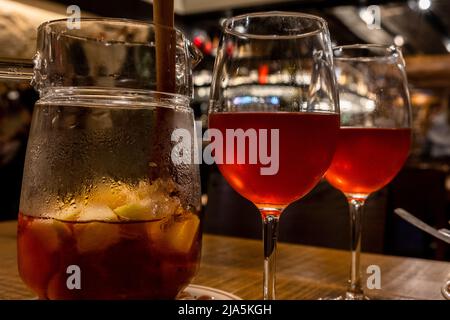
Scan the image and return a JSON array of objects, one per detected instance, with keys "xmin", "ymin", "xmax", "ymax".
[
  {"xmin": 208, "ymin": 12, "xmax": 340, "ymax": 300},
  {"xmin": 325, "ymin": 44, "xmax": 412, "ymax": 299}
]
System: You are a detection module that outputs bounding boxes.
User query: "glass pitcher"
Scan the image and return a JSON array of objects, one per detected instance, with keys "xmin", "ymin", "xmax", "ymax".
[{"xmin": 6, "ymin": 18, "xmax": 203, "ymax": 299}]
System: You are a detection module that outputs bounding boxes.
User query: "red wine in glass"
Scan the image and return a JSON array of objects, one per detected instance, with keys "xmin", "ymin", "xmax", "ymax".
[
  {"xmin": 209, "ymin": 112, "xmax": 340, "ymax": 208},
  {"xmin": 323, "ymin": 44, "xmax": 413, "ymax": 300},
  {"xmin": 326, "ymin": 127, "xmax": 411, "ymax": 196}
]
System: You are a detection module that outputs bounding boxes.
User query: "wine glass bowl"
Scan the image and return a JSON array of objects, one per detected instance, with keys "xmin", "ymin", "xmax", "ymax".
[{"xmin": 210, "ymin": 12, "xmax": 338, "ymax": 114}]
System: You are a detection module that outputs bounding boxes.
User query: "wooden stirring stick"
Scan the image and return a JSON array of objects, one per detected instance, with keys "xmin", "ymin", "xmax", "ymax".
[
  {"xmin": 149, "ymin": 0, "xmax": 184, "ymax": 183},
  {"xmin": 153, "ymin": 0, "xmax": 176, "ymax": 93}
]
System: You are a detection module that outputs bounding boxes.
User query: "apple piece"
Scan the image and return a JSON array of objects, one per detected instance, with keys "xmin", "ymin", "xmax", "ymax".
[
  {"xmin": 28, "ymin": 218, "xmax": 71, "ymax": 252},
  {"xmin": 114, "ymin": 203, "xmax": 151, "ymax": 221},
  {"xmin": 18, "ymin": 217, "xmax": 71, "ymax": 298},
  {"xmin": 75, "ymin": 221, "xmax": 121, "ymax": 253},
  {"xmin": 162, "ymin": 214, "xmax": 200, "ymax": 254},
  {"xmin": 74, "ymin": 205, "xmax": 121, "ymax": 253}
]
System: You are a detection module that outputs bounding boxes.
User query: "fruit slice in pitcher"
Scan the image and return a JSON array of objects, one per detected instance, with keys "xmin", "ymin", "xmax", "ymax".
[
  {"xmin": 73, "ymin": 205, "xmax": 121, "ymax": 253},
  {"xmin": 151, "ymin": 214, "xmax": 200, "ymax": 254},
  {"xmin": 18, "ymin": 217, "xmax": 71, "ymax": 298}
]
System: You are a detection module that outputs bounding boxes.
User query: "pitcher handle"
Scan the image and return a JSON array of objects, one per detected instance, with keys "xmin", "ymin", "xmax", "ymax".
[{"xmin": 0, "ymin": 58, "xmax": 33, "ymax": 81}]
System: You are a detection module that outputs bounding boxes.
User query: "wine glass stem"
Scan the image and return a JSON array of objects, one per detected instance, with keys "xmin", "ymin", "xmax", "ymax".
[
  {"xmin": 261, "ymin": 212, "xmax": 280, "ymax": 300},
  {"xmin": 346, "ymin": 197, "xmax": 366, "ymax": 299}
]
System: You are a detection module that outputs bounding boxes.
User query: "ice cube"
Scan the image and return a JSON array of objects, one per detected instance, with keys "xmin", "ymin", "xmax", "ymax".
[
  {"xmin": 89, "ymin": 182, "xmax": 134, "ymax": 210},
  {"xmin": 136, "ymin": 180, "xmax": 152, "ymax": 199},
  {"xmin": 114, "ymin": 196, "xmax": 181, "ymax": 221},
  {"xmin": 77, "ymin": 204, "xmax": 119, "ymax": 222},
  {"xmin": 155, "ymin": 196, "xmax": 181, "ymax": 218},
  {"xmin": 137, "ymin": 178, "xmax": 178, "ymax": 200},
  {"xmin": 57, "ymin": 206, "xmax": 81, "ymax": 221}
]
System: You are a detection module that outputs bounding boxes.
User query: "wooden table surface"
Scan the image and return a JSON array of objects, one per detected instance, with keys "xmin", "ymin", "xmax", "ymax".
[{"xmin": 0, "ymin": 220, "xmax": 449, "ymax": 300}]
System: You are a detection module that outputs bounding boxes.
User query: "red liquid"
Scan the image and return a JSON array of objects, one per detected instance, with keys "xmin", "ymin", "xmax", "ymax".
[
  {"xmin": 17, "ymin": 211, "xmax": 201, "ymax": 299},
  {"xmin": 209, "ymin": 112, "xmax": 339, "ymax": 208},
  {"xmin": 325, "ymin": 127, "xmax": 411, "ymax": 196}
]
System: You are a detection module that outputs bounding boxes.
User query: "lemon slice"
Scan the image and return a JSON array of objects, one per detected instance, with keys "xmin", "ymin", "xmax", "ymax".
[{"xmin": 114, "ymin": 203, "xmax": 150, "ymax": 220}]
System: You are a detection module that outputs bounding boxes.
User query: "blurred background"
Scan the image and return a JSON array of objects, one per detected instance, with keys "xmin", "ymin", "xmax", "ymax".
[{"xmin": 0, "ymin": 0, "xmax": 449, "ymax": 260}]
